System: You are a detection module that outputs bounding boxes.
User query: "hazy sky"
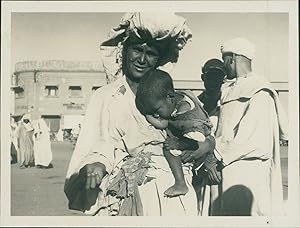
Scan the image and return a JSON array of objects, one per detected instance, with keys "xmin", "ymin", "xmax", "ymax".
[{"xmin": 11, "ymin": 12, "xmax": 288, "ymax": 81}]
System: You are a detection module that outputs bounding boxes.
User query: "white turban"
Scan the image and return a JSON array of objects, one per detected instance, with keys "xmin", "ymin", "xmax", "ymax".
[
  {"xmin": 221, "ymin": 37, "xmax": 255, "ymax": 60},
  {"xmin": 101, "ymin": 12, "xmax": 192, "ymax": 66}
]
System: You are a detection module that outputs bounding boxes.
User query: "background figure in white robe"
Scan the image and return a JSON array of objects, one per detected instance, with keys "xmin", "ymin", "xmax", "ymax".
[
  {"xmin": 64, "ymin": 12, "xmax": 216, "ymax": 216},
  {"xmin": 10, "ymin": 116, "xmax": 19, "ymax": 164},
  {"xmin": 71, "ymin": 123, "xmax": 81, "ymax": 145},
  {"xmin": 200, "ymin": 37, "xmax": 288, "ymax": 216},
  {"xmin": 33, "ymin": 118, "xmax": 53, "ymax": 169},
  {"xmin": 18, "ymin": 114, "xmax": 35, "ymax": 168},
  {"xmin": 56, "ymin": 128, "xmax": 64, "ymax": 142}
]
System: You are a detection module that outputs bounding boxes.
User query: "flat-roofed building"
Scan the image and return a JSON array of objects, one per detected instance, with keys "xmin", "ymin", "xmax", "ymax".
[
  {"xmin": 11, "ymin": 60, "xmax": 107, "ymax": 133},
  {"xmin": 11, "ymin": 60, "xmax": 288, "ymax": 134}
]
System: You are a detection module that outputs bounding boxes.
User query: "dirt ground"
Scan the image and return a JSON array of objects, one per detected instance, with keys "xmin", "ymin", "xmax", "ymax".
[
  {"xmin": 10, "ymin": 142, "xmax": 288, "ymax": 216},
  {"xmin": 11, "ymin": 142, "xmax": 83, "ymax": 216}
]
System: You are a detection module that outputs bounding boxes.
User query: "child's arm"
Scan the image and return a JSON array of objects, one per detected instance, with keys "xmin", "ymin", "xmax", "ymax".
[
  {"xmin": 145, "ymin": 114, "xmax": 168, "ymax": 129},
  {"xmin": 183, "ymin": 131, "xmax": 206, "ymax": 142},
  {"xmin": 183, "ymin": 132, "xmax": 211, "ymax": 170},
  {"xmin": 164, "ymin": 136, "xmax": 198, "ymax": 151},
  {"xmin": 183, "ymin": 131, "xmax": 212, "ymax": 158}
]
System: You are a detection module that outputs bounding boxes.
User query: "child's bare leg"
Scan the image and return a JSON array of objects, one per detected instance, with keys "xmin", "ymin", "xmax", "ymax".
[{"xmin": 163, "ymin": 148, "xmax": 188, "ymax": 197}]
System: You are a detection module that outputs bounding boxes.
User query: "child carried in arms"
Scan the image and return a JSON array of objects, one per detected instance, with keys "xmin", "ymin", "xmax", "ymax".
[{"xmin": 135, "ymin": 69, "xmax": 213, "ymax": 197}]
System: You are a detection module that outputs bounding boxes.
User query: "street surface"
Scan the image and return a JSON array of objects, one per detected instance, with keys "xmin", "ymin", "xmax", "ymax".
[
  {"xmin": 11, "ymin": 142, "xmax": 83, "ymax": 216},
  {"xmin": 11, "ymin": 142, "xmax": 288, "ymax": 216}
]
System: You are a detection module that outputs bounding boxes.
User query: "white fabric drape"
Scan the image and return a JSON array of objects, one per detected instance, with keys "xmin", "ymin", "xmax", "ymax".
[
  {"xmin": 65, "ymin": 77, "xmax": 198, "ymax": 215},
  {"xmin": 33, "ymin": 118, "xmax": 53, "ymax": 167},
  {"xmin": 199, "ymin": 73, "xmax": 288, "ymax": 216}
]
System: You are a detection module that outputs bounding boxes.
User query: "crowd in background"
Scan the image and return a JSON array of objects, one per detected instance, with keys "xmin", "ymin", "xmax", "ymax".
[
  {"xmin": 10, "ymin": 114, "xmax": 82, "ymax": 168},
  {"xmin": 10, "ymin": 114, "xmax": 53, "ymax": 169}
]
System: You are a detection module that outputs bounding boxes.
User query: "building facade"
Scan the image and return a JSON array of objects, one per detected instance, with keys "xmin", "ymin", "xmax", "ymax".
[
  {"xmin": 11, "ymin": 60, "xmax": 289, "ymax": 134},
  {"xmin": 11, "ymin": 60, "xmax": 107, "ymax": 133}
]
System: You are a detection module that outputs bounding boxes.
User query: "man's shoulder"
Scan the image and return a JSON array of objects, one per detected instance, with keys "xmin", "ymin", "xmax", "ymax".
[
  {"xmin": 222, "ymin": 73, "xmax": 275, "ymax": 103},
  {"xmin": 239, "ymin": 74, "xmax": 275, "ymax": 98}
]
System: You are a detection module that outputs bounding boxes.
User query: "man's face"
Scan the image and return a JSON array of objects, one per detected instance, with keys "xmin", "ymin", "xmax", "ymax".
[
  {"xmin": 222, "ymin": 53, "xmax": 236, "ymax": 79},
  {"xmin": 125, "ymin": 43, "xmax": 160, "ymax": 81},
  {"xmin": 202, "ymin": 70, "xmax": 225, "ymax": 90}
]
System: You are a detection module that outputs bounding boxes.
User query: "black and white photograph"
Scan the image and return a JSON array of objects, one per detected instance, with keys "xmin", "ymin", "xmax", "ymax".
[{"xmin": 1, "ymin": 1, "xmax": 299, "ymax": 227}]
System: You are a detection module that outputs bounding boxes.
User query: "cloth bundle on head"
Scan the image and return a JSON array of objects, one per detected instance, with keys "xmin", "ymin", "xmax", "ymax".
[
  {"xmin": 100, "ymin": 12, "xmax": 192, "ymax": 82},
  {"xmin": 221, "ymin": 37, "xmax": 255, "ymax": 60}
]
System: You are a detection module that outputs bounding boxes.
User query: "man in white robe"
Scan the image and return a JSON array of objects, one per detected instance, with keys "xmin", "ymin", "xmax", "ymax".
[
  {"xmin": 33, "ymin": 118, "xmax": 53, "ymax": 168},
  {"xmin": 202, "ymin": 37, "xmax": 288, "ymax": 216}
]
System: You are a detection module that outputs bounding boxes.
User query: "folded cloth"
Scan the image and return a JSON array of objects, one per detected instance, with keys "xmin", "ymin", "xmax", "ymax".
[{"xmin": 106, "ymin": 151, "xmax": 151, "ymax": 216}]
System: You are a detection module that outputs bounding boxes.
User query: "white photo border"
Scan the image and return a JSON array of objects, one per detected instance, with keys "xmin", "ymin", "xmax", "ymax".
[{"xmin": 1, "ymin": 1, "xmax": 299, "ymax": 227}]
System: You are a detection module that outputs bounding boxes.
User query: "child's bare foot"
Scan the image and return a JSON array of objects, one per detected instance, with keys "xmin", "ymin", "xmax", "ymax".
[{"xmin": 164, "ymin": 183, "xmax": 189, "ymax": 197}]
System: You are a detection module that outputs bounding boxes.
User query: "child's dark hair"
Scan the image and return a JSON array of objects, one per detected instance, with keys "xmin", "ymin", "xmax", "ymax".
[{"xmin": 135, "ymin": 69, "xmax": 174, "ymax": 115}]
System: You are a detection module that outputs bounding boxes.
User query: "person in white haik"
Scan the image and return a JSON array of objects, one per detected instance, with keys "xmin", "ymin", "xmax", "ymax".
[
  {"xmin": 199, "ymin": 37, "xmax": 288, "ymax": 216},
  {"xmin": 64, "ymin": 12, "xmax": 211, "ymax": 216},
  {"xmin": 33, "ymin": 118, "xmax": 53, "ymax": 169}
]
